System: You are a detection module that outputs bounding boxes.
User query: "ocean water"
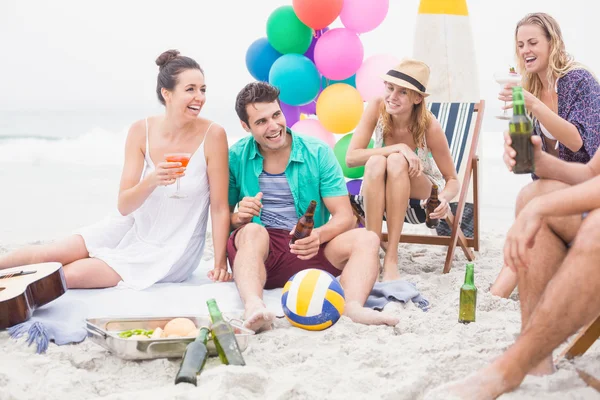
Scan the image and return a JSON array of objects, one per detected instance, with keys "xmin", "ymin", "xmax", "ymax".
[{"xmin": 0, "ymin": 108, "xmax": 249, "ymax": 167}]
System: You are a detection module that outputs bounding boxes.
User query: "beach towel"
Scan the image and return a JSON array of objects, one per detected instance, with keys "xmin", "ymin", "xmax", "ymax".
[{"xmin": 365, "ymin": 280, "xmax": 430, "ymax": 312}]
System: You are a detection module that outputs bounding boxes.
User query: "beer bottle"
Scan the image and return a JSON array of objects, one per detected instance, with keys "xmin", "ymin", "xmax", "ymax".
[
  {"xmin": 174, "ymin": 327, "xmax": 210, "ymax": 386},
  {"xmin": 206, "ymin": 299, "xmax": 246, "ymax": 366},
  {"xmin": 458, "ymin": 262, "xmax": 477, "ymax": 324},
  {"xmin": 509, "ymin": 86, "xmax": 535, "ymax": 174},
  {"xmin": 425, "ymin": 185, "xmax": 441, "ymax": 228},
  {"xmin": 290, "ymin": 200, "xmax": 317, "ymax": 245}
]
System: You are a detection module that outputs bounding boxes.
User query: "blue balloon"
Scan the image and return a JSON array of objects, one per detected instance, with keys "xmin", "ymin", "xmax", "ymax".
[
  {"xmin": 246, "ymin": 37, "xmax": 282, "ymax": 82},
  {"xmin": 269, "ymin": 54, "xmax": 320, "ymax": 106}
]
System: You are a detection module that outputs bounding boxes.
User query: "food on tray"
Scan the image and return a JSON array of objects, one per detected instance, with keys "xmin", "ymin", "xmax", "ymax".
[
  {"xmin": 150, "ymin": 327, "xmax": 163, "ymax": 339},
  {"xmin": 163, "ymin": 318, "xmax": 197, "ymax": 337},
  {"xmin": 118, "ymin": 329, "xmax": 154, "ymax": 338},
  {"xmin": 118, "ymin": 318, "xmax": 198, "ymax": 339}
]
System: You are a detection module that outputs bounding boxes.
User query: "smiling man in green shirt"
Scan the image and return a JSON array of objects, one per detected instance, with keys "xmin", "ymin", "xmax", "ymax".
[{"xmin": 226, "ymin": 82, "xmax": 399, "ymax": 333}]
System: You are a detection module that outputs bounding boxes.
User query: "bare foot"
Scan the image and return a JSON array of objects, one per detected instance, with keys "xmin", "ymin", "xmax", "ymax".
[
  {"xmin": 528, "ymin": 356, "xmax": 555, "ymax": 376},
  {"xmin": 243, "ymin": 301, "xmax": 275, "ymax": 333},
  {"xmin": 426, "ymin": 364, "xmax": 521, "ymax": 400},
  {"xmin": 344, "ymin": 301, "xmax": 399, "ymax": 326}
]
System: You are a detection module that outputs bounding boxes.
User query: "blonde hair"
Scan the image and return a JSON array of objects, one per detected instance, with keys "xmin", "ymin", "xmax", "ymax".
[
  {"xmin": 515, "ymin": 13, "xmax": 593, "ymax": 99},
  {"xmin": 378, "ymin": 89, "xmax": 431, "ymax": 148}
]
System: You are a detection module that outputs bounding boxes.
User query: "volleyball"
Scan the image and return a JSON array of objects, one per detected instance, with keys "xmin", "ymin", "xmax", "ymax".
[{"xmin": 281, "ymin": 268, "xmax": 345, "ymax": 331}]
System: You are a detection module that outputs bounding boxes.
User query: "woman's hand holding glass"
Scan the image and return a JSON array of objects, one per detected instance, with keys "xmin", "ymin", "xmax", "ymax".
[{"xmin": 151, "ymin": 161, "xmax": 185, "ymax": 187}]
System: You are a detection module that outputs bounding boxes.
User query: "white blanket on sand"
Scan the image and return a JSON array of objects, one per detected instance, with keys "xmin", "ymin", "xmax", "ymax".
[{"xmin": 8, "ymin": 260, "xmax": 284, "ymax": 353}]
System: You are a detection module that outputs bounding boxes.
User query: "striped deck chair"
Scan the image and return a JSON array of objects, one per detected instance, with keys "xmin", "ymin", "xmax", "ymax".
[{"xmin": 351, "ymin": 100, "xmax": 485, "ymax": 273}]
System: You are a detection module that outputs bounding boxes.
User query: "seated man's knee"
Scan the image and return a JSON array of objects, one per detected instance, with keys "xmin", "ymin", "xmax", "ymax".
[
  {"xmin": 235, "ymin": 223, "xmax": 269, "ymax": 248},
  {"xmin": 353, "ymin": 229, "xmax": 380, "ymax": 252},
  {"xmin": 572, "ymin": 211, "xmax": 600, "ymax": 254},
  {"xmin": 386, "ymin": 153, "xmax": 409, "ymax": 177},
  {"xmin": 516, "ymin": 179, "xmax": 568, "ymax": 211},
  {"xmin": 364, "ymin": 155, "xmax": 387, "ymax": 180}
]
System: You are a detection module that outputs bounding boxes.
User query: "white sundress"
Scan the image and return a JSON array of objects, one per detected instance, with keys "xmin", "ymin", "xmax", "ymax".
[{"xmin": 77, "ymin": 119, "xmax": 212, "ymax": 290}]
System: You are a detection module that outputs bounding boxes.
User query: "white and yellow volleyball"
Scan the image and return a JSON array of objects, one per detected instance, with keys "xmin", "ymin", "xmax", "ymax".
[{"xmin": 281, "ymin": 269, "xmax": 345, "ymax": 331}]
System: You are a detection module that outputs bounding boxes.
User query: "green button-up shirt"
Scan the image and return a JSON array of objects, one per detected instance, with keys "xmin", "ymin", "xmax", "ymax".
[{"xmin": 228, "ymin": 129, "xmax": 348, "ymax": 228}]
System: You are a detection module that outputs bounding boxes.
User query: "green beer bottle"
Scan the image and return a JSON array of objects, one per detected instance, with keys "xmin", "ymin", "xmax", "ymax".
[
  {"xmin": 174, "ymin": 327, "xmax": 210, "ymax": 386},
  {"xmin": 207, "ymin": 299, "xmax": 246, "ymax": 366},
  {"xmin": 509, "ymin": 86, "xmax": 535, "ymax": 174},
  {"xmin": 458, "ymin": 263, "xmax": 477, "ymax": 324}
]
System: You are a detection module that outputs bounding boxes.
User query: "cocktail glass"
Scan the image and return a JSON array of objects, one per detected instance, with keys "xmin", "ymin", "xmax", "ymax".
[
  {"xmin": 165, "ymin": 152, "xmax": 191, "ymax": 199},
  {"xmin": 494, "ymin": 71, "xmax": 522, "ymax": 120}
]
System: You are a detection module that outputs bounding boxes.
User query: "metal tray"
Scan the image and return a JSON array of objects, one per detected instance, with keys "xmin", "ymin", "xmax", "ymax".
[{"xmin": 86, "ymin": 315, "xmax": 254, "ymax": 360}]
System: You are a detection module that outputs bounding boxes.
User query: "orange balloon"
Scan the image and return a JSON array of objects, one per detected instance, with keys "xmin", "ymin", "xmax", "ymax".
[
  {"xmin": 292, "ymin": 0, "xmax": 344, "ymax": 30},
  {"xmin": 316, "ymin": 84, "xmax": 364, "ymax": 134}
]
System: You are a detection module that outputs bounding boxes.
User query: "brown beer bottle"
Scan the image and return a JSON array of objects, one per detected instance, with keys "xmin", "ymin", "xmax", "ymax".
[
  {"xmin": 290, "ymin": 200, "xmax": 317, "ymax": 244},
  {"xmin": 425, "ymin": 184, "xmax": 441, "ymax": 228}
]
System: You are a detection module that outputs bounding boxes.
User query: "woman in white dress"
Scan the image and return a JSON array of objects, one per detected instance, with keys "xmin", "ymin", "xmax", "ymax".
[{"xmin": 0, "ymin": 50, "xmax": 232, "ymax": 289}]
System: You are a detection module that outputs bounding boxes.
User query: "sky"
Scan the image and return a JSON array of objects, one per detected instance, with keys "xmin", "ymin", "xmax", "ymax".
[{"xmin": 0, "ymin": 0, "xmax": 597, "ymax": 134}]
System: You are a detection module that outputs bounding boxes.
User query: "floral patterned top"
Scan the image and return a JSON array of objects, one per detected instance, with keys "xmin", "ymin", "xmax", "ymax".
[{"xmin": 534, "ymin": 68, "xmax": 600, "ymax": 163}]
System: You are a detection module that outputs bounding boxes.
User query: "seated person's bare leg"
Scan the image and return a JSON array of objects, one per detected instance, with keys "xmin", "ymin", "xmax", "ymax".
[
  {"xmin": 64, "ymin": 258, "xmax": 122, "ymax": 289},
  {"xmin": 232, "ymin": 223, "xmax": 274, "ymax": 333},
  {"xmin": 325, "ymin": 228, "xmax": 399, "ymax": 326},
  {"xmin": 431, "ymin": 183, "xmax": 588, "ymax": 400},
  {"xmin": 382, "ymin": 154, "xmax": 433, "ymax": 281},
  {"xmin": 489, "ymin": 265, "xmax": 518, "ymax": 298},
  {"xmin": 362, "ymin": 155, "xmax": 387, "ymax": 243},
  {"xmin": 491, "ymin": 180, "xmax": 570, "ymax": 298},
  {"xmin": 0, "ymin": 234, "xmax": 89, "ymax": 270}
]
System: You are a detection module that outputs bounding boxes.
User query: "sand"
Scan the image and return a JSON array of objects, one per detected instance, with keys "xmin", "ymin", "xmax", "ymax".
[{"xmin": 1, "ymin": 145, "xmax": 599, "ymax": 399}]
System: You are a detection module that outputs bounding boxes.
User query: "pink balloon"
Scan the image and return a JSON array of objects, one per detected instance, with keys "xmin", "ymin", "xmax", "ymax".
[
  {"xmin": 340, "ymin": 0, "xmax": 389, "ymax": 34},
  {"xmin": 291, "ymin": 119, "xmax": 336, "ymax": 148},
  {"xmin": 314, "ymin": 28, "xmax": 364, "ymax": 81},
  {"xmin": 356, "ymin": 54, "xmax": 400, "ymax": 101}
]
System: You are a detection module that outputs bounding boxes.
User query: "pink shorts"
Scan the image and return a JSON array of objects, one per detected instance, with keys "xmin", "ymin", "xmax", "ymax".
[{"xmin": 226, "ymin": 227, "xmax": 341, "ymax": 289}]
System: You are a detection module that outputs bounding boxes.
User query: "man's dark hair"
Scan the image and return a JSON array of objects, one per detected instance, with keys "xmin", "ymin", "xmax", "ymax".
[{"xmin": 235, "ymin": 82, "xmax": 281, "ymax": 125}]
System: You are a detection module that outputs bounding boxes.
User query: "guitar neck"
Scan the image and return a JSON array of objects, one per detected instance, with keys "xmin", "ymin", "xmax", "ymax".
[{"xmin": 0, "ymin": 270, "xmax": 36, "ymax": 280}]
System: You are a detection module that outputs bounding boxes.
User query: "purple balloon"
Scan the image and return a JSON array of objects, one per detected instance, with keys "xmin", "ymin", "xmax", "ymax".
[
  {"xmin": 280, "ymin": 102, "xmax": 301, "ymax": 126},
  {"xmin": 299, "ymin": 101, "xmax": 316, "ymax": 115},
  {"xmin": 303, "ymin": 28, "xmax": 329, "ymax": 63},
  {"xmin": 346, "ymin": 179, "xmax": 362, "ymax": 195}
]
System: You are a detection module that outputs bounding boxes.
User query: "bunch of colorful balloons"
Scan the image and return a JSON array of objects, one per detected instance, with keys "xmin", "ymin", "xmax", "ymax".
[{"xmin": 245, "ymin": 0, "xmax": 397, "ymax": 182}]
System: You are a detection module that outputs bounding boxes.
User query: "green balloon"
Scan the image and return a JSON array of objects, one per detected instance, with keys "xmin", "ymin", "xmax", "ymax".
[
  {"xmin": 333, "ymin": 133, "xmax": 374, "ymax": 179},
  {"xmin": 266, "ymin": 6, "xmax": 313, "ymax": 55}
]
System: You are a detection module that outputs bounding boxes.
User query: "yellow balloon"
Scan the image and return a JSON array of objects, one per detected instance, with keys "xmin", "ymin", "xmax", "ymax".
[
  {"xmin": 316, "ymin": 83, "xmax": 364, "ymax": 134},
  {"xmin": 300, "ymin": 113, "xmax": 308, "ymax": 120}
]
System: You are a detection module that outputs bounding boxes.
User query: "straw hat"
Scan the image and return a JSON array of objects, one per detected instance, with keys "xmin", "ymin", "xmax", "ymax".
[{"xmin": 381, "ymin": 58, "xmax": 431, "ymax": 97}]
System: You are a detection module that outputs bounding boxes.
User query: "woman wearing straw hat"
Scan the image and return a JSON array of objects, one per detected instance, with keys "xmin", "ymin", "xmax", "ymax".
[{"xmin": 346, "ymin": 58, "xmax": 459, "ymax": 281}]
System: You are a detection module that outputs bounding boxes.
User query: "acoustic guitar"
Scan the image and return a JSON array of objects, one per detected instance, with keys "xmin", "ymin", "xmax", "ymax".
[{"xmin": 0, "ymin": 262, "xmax": 67, "ymax": 329}]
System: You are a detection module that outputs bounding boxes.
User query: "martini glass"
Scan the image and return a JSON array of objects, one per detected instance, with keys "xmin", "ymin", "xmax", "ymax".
[
  {"xmin": 165, "ymin": 152, "xmax": 191, "ymax": 199},
  {"xmin": 494, "ymin": 71, "xmax": 522, "ymax": 120}
]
